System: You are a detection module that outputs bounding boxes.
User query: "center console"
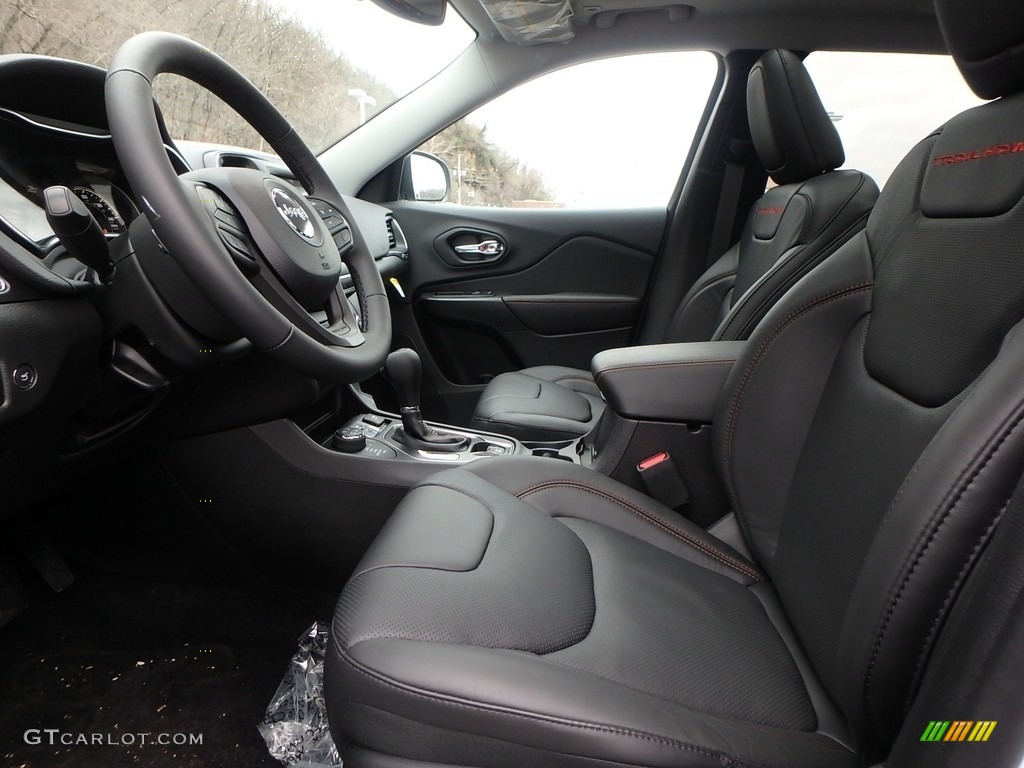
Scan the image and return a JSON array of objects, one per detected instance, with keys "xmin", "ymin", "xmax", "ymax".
[
  {"xmin": 326, "ymin": 412, "xmax": 587, "ymax": 464},
  {"xmin": 306, "ymin": 347, "xmax": 588, "ymax": 467},
  {"xmin": 329, "ymin": 412, "xmax": 517, "ymax": 464}
]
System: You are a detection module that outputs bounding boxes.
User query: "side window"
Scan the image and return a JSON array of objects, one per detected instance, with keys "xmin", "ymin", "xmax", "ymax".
[
  {"xmin": 804, "ymin": 52, "xmax": 985, "ymax": 188},
  {"xmin": 417, "ymin": 52, "xmax": 718, "ymax": 208}
]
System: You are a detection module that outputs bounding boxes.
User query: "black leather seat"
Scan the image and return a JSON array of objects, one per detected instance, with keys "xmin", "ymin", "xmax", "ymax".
[
  {"xmin": 471, "ymin": 49, "xmax": 879, "ymax": 441},
  {"xmin": 325, "ymin": 6, "xmax": 1024, "ymax": 765}
]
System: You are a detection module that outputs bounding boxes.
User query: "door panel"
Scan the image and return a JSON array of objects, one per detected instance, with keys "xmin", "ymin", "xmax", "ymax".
[{"xmin": 387, "ymin": 201, "xmax": 665, "ymax": 419}]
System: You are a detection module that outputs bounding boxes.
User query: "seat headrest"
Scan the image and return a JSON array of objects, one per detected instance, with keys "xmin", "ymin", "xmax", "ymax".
[
  {"xmin": 935, "ymin": 0, "xmax": 1024, "ymax": 99},
  {"xmin": 746, "ymin": 49, "xmax": 844, "ymax": 186}
]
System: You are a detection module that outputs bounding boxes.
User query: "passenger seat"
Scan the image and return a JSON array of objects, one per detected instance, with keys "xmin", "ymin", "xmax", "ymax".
[{"xmin": 471, "ymin": 49, "xmax": 880, "ymax": 441}]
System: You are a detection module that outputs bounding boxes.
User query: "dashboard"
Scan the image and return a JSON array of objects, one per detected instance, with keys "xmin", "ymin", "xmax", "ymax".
[
  {"xmin": 0, "ymin": 106, "xmax": 194, "ymax": 252},
  {"xmin": 0, "ymin": 53, "xmax": 410, "ymax": 519},
  {"xmin": 0, "ymin": 101, "xmax": 406, "ymax": 286}
]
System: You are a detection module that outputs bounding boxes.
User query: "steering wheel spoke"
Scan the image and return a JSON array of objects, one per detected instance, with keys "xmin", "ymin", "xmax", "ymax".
[{"xmin": 249, "ymin": 265, "xmax": 367, "ymax": 348}]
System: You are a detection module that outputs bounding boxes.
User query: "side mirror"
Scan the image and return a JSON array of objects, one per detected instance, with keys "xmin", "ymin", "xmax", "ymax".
[
  {"xmin": 401, "ymin": 151, "xmax": 451, "ymax": 202},
  {"xmin": 368, "ymin": 0, "xmax": 446, "ymax": 26}
]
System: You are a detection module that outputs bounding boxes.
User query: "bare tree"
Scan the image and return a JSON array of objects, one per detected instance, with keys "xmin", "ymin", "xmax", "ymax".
[{"xmin": 0, "ymin": 0, "xmax": 553, "ymax": 204}]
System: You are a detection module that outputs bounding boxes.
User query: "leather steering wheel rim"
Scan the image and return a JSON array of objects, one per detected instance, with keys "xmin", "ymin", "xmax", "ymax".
[{"xmin": 105, "ymin": 31, "xmax": 391, "ymax": 382}]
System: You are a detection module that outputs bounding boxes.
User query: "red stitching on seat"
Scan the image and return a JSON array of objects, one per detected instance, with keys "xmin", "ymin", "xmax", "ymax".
[
  {"xmin": 515, "ymin": 479, "xmax": 763, "ymax": 582},
  {"xmin": 722, "ymin": 283, "xmax": 874, "ymax": 484},
  {"xmin": 593, "ymin": 359, "xmax": 735, "ymax": 384}
]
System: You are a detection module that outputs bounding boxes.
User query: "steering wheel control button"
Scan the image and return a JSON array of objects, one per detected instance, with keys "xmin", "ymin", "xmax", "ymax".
[
  {"xmin": 215, "ymin": 230, "xmax": 258, "ymax": 275},
  {"xmin": 213, "ymin": 195, "xmax": 236, "ymax": 215},
  {"xmin": 214, "ymin": 209, "xmax": 243, "ymax": 230},
  {"xmin": 220, "ymin": 230, "xmax": 249, "ymax": 254},
  {"xmin": 195, "ymin": 186, "xmax": 223, "ymax": 213},
  {"xmin": 311, "ymin": 200, "xmax": 351, "ymax": 246},
  {"xmin": 13, "ymin": 364, "xmax": 37, "ymax": 390},
  {"xmin": 332, "ymin": 425, "xmax": 367, "ymax": 453},
  {"xmin": 311, "ymin": 200, "xmax": 339, "ymax": 219}
]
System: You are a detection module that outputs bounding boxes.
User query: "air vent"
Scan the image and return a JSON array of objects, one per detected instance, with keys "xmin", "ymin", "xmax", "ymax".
[
  {"xmin": 385, "ymin": 216, "xmax": 409, "ymax": 260},
  {"xmin": 217, "ymin": 153, "xmax": 259, "ymax": 170},
  {"xmin": 385, "ymin": 216, "xmax": 397, "ymax": 250}
]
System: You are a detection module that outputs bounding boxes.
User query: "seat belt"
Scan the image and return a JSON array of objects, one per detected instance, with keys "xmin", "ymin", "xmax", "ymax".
[{"xmin": 706, "ymin": 139, "xmax": 756, "ymax": 267}]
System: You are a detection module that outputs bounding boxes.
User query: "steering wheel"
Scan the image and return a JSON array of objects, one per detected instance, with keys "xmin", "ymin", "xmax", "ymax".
[{"xmin": 105, "ymin": 32, "xmax": 391, "ymax": 382}]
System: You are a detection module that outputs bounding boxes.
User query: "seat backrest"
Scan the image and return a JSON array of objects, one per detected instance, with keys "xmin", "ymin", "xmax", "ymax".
[
  {"xmin": 713, "ymin": 11, "xmax": 1024, "ymax": 752},
  {"xmin": 664, "ymin": 50, "xmax": 878, "ymax": 343}
]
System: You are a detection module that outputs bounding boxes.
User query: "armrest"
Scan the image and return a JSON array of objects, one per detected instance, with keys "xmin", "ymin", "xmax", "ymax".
[{"xmin": 592, "ymin": 341, "xmax": 745, "ymax": 422}]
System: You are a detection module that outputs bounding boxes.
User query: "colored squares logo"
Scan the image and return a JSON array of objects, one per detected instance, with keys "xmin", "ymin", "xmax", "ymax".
[{"xmin": 920, "ymin": 721, "xmax": 997, "ymax": 742}]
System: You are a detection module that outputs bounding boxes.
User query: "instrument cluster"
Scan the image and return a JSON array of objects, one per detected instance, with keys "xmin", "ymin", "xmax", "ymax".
[{"xmin": 0, "ymin": 107, "xmax": 139, "ymax": 250}]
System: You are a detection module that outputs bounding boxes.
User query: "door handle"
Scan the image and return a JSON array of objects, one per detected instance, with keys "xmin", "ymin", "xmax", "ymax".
[
  {"xmin": 434, "ymin": 228, "xmax": 509, "ymax": 267},
  {"xmin": 453, "ymin": 239, "xmax": 505, "ymax": 259}
]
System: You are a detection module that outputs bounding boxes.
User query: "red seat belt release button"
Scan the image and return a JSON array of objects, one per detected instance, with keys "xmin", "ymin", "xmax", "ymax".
[{"xmin": 636, "ymin": 451, "xmax": 690, "ymax": 509}]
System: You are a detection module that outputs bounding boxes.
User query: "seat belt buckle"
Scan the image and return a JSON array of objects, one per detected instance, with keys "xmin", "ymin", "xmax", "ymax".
[{"xmin": 636, "ymin": 451, "xmax": 690, "ymax": 509}]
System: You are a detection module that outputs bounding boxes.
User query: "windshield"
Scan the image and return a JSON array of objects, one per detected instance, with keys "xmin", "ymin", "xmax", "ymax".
[{"xmin": 0, "ymin": 0, "xmax": 475, "ymax": 153}]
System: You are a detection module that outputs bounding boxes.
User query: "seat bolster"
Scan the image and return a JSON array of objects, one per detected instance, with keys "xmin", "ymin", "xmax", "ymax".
[
  {"xmin": 713, "ymin": 233, "xmax": 875, "ymax": 567},
  {"xmin": 466, "ymin": 457, "xmax": 763, "ymax": 584},
  {"xmin": 519, "ymin": 365, "xmax": 602, "ymax": 396},
  {"xmin": 351, "ymin": 486, "xmax": 493, "ymax": 577},
  {"xmin": 663, "ymin": 246, "xmax": 739, "ymax": 343},
  {"xmin": 713, "ymin": 170, "xmax": 878, "ymax": 342},
  {"xmin": 837, "ymin": 322, "xmax": 1024, "ymax": 744},
  {"xmin": 329, "ymin": 638, "xmax": 860, "ymax": 768},
  {"xmin": 471, "ymin": 368, "xmax": 604, "ymax": 441}
]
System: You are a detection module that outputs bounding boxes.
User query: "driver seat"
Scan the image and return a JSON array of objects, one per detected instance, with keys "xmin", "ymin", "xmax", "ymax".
[{"xmin": 325, "ymin": 3, "xmax": 1024, "ymax": 765}]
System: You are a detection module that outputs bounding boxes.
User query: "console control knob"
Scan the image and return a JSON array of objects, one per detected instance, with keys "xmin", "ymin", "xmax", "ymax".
[{"xmin": 332, "ymin": 425, "xmax": 367, "ymax": 453}]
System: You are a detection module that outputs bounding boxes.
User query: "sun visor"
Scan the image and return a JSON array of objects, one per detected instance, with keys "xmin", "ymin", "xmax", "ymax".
[{"xmin": 480, "ymin": 0, "xmax": 575, "ymax": 45}]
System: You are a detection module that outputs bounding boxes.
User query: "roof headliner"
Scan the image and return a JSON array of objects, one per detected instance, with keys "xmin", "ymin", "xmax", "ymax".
[{"xmin": 453, "ymin": 0, "xmax": 948, "ymax": 56}]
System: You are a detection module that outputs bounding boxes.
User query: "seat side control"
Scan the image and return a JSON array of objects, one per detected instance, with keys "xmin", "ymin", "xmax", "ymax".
[{"xmin": 637, "ymin": 451, "xmax": 690, "ymax": 509}]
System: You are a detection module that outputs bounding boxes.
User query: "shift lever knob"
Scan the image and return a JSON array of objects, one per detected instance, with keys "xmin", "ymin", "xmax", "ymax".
[
  {"xmin": 383, "ymin": 348, "xmax": 468, "ymax": 451},
  {"xmin": 384, "ymin": 348, "xmax": 422, "ymax": 410}
]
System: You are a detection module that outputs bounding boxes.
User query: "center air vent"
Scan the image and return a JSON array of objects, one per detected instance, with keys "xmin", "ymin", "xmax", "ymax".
[
  {"xmin": 217, "ymin": 153, "xmax": 260, "ymax": 170},
  {"xmin": 202, "ymin": 150, "xmax": 295, "ymax": 180}
]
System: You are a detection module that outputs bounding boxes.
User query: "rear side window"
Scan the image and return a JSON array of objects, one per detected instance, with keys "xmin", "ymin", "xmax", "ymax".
[{"xmin": 805, "ymin": 52, "xmax": 985, "ymax": 188}]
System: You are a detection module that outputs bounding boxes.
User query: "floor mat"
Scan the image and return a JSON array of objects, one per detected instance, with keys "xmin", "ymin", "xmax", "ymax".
[{"xmin": 0, "ymin": 569, "xmax": 336, "ymax": 767}]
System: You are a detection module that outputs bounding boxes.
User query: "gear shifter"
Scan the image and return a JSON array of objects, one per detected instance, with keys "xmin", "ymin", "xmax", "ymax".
[{"xmin": 385, "ymin": 348, "xmax": 469, "ymax": 452}]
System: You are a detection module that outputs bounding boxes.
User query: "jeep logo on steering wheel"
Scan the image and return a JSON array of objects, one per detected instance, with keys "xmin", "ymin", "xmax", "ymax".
[{"xmin": 270, "ymin": 187, "xmax": 316, "ymax": 240}]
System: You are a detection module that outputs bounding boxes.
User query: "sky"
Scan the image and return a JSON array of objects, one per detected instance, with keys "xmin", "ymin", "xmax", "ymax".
[
  {"xmin": 254, "ymin": 2, "xmax": 987, "ymax": 205},
  {"xmin": 805, "ymin": 52, "xmax": 984, "ymax": 188},
  {"xmin": 269, "ymin": 0, "xmax": 475, "ymax": 94},
  {"xmin": 465, "ymin": 51, "xmax": 719, "ymax": 207}
]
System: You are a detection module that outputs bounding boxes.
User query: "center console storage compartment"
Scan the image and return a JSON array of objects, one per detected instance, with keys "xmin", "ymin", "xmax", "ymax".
[
  {"xmin": 585, "ymin": 341, "xmax": 746, "ymax": 526},
  {"xmin": 591, "ymin": 341, "xmax": 746, "ymax": 423}
]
